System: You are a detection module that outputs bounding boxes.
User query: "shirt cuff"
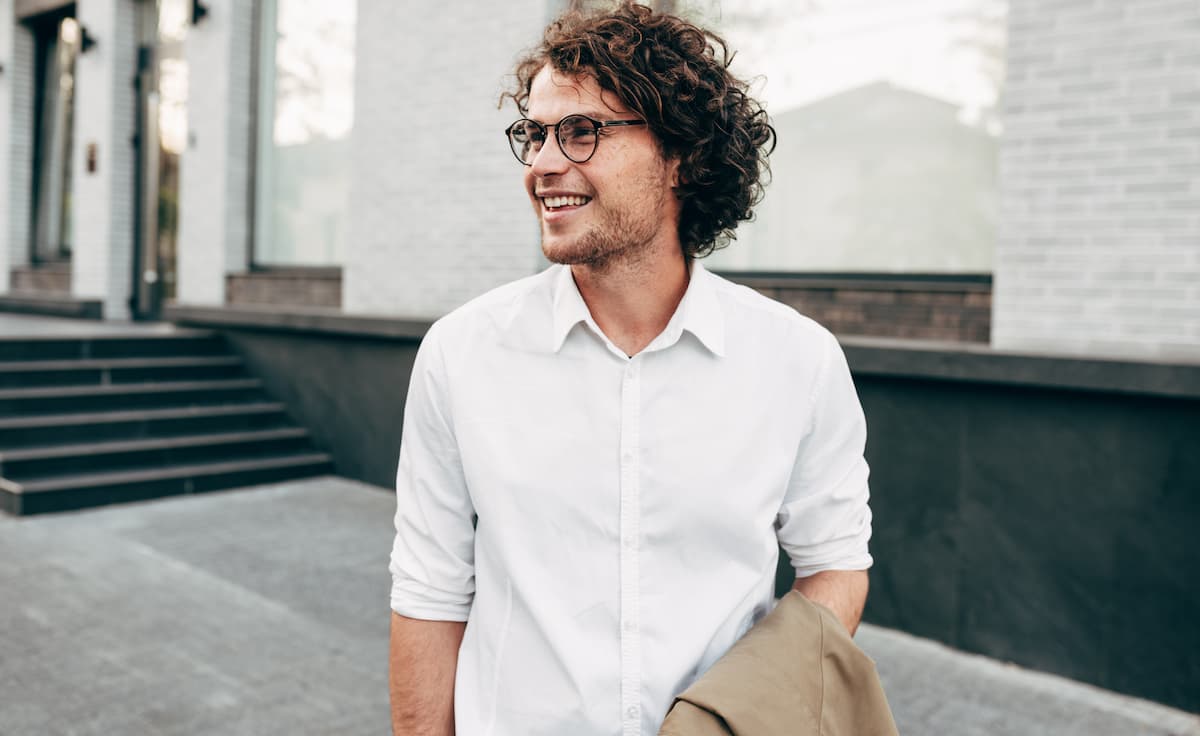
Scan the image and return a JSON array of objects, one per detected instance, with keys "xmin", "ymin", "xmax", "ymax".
[{"xmin": 389, "ymin": 577, "xmax": 473, "ymax": 622}]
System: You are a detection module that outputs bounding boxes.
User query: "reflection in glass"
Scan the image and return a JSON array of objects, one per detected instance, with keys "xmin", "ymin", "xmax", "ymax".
[
  {"xmin": 700, "ymin": 0, "xmax": 1006, "ymax": 273},
  {"xmin": 255, "ymin": 0, "xmax": 357, "ymax": 266},
  {"xmin": 32, "ymin": 16, "xmax": 80, "ymax": 263},
  {"xmin": 154, "ymin": 0, "xmax": 190, "ymax": 303}
]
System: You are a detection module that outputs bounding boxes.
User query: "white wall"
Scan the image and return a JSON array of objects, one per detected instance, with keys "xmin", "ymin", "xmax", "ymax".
[
  {"xmin": 0, "ymin": 3, "xmax": 35, "ymax": 289},
  {"xmin": 342, "ymin": 0, "xmax": 543, "ymax": 318},
  {"xmin": 993, "ymin": 0, "xmax": 1200, "ymax": 360},
  {"xmin": 175, "ymin": 0, "xmax": 254, "ymax": 306},
  {"xmin": 70, "ymin": 0, "xmax": 138, "ymax": 319}
]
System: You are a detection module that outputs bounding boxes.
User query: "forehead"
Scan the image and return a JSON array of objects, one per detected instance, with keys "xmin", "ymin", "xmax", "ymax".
[{"xmin": 526, "ymin": 65, "xmax": 633, "ymax": 121}]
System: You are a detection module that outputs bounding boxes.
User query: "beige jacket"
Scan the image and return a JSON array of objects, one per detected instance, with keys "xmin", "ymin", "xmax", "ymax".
[{"xmin": 658, "ymin": 591, "xmax": 899, "ymax": 735}]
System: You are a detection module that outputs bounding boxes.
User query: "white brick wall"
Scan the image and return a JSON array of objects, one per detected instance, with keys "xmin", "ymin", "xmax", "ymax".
[
  {"xmin": 175, "ymin": 0, "xmax": 254, "ymax": 306},
  {"xmin": 993, "ymin": 0, "xmax": 1200, "ymax": 360},
  {"xmin": 70, "ymin": 0, "xmax": 138, "ymax": 319},
  {"xmin": 342, "ymin": 0, "xmax": 544, "ymax": 318},
  {"xmin": 0, "ymin": 1, "xmax": 14, "ymax": 291},
  {"xmin": 1, "ymin": 6, "xmax": 35, "ymax": 287}
]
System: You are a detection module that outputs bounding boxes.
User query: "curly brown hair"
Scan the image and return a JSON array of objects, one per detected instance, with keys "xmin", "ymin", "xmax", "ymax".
[{"xmin": 502, "ymin": 1, "xmax": 775, "ymax": 259}]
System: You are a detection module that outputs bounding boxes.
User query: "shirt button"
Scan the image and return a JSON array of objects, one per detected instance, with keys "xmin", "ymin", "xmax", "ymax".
[
  {"xmin": 626, "ymin": 706, "xmax": 639, "ymax": 719},
  {"xmin": 623, "ymin": 619, "xmax": 638, "ymax": 633},
  {"xmin": 623, "ymin": 536, "xmax": 636, "ymax": 550}
]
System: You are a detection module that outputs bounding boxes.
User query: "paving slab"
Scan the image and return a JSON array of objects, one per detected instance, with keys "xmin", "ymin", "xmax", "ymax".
[{"xmin": 1, "ymin": 477, "xmax": 1197, "ymax": 735}]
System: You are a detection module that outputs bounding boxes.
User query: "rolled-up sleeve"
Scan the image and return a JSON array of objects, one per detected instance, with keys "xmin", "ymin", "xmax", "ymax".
[
  {"xmin": 776, "ymin": 330, "xmax": 874, "ymax": 578},
  {"xmin": 389, "ymin": 322, "xmax": 476, "ymax": 621}
]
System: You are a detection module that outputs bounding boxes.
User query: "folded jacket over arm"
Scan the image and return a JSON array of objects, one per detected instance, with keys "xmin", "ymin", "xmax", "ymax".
[{"xmin": 658, "ymin": 590, "xmax": 899, "ymax": 736}]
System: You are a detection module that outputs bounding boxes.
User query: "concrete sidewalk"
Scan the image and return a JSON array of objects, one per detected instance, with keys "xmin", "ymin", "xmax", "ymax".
[{"xmin": 2, "ymin": 477, "xmax": 1197, "ymax": 736}]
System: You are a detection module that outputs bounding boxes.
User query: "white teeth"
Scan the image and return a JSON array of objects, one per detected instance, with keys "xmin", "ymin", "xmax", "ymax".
[{"xmin": 543, "ymin": 195, "xmax": 590, "ymax": 209}]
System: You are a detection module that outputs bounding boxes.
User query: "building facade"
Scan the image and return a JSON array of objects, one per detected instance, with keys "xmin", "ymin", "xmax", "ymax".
[
  {"xmin": 2, "ymin": 0, "xmax": 1199, "ymax": 711},
  {"xmin": 1, "ymin": 0, "xmax": 1197, "ymax": 359}
]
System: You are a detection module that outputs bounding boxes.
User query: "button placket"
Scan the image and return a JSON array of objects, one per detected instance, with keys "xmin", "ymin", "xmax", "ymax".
[{"xmin": 618, "ymin": 356, "xmax": 642, "ymax": 736}]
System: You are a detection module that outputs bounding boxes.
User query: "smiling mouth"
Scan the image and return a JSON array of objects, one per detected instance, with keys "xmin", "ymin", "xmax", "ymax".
[{"xmin": 541, "ymin": 195, "xmax": 592, "ymax": 211}]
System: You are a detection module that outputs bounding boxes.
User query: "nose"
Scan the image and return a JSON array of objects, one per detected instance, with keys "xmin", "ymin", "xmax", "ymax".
[{"xmin": 528, "ymin": 132, "xmax": 570, "ymax": 177}]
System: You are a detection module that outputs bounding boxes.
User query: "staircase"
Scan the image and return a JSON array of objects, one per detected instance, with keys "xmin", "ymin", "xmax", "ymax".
[{"xmin": 0, "ymin": 330, "xmax": 333, "ymax": 515}]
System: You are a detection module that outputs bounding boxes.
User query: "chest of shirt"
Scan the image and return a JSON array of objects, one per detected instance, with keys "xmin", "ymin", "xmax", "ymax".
[{"xmin": 444, "ymin": 333, "xmax": 812, "ymax": 554}]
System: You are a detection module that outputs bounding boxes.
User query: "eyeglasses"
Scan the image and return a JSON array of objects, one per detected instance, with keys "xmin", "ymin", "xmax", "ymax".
[{"xmin": 504, "ymin": 114, "xmax": 647, "ymax": 165}]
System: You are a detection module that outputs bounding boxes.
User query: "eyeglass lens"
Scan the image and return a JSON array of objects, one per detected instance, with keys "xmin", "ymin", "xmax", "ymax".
[{"xmin": 509, "ymin": 115, "xmax": 600, "ymax": 164}]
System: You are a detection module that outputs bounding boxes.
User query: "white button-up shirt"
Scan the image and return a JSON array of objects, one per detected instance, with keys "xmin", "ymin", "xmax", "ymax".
[{"xmin": 390, "ymin": 262, "xmax": 873, "ymax": 736}]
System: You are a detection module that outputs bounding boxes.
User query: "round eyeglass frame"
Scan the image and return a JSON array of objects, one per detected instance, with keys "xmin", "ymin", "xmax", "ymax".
[{"xmin": 504, "ymin": 114, "xmax": 647, "ymax": 165}]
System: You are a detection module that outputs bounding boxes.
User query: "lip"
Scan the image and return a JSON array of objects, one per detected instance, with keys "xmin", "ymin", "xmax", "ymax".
[
  {"xmin": 541, "ymin": 200, "xmax": 587, "ymax": 223},
  {"xmin": 536, "ymin": 192, "xmax": 591, "ymax": 223}
]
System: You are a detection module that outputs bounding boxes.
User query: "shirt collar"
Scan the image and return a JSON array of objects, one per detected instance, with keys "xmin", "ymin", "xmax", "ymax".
[
  {"xmin": 550, "ymin": 265, "xmax": 595, "ymax": 353},
  {"xmin": 671, "ymin": 261, "xmax": 726, "ymax": 357},
  {"xmin": 548, "ymin": 261, "xmax": 726, "ymax": 358}
]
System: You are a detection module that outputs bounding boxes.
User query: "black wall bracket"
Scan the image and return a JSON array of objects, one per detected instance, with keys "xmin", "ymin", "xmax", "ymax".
[{"xmin": 191, "ymin": 0, "xmax": 210, "ymax": 25}]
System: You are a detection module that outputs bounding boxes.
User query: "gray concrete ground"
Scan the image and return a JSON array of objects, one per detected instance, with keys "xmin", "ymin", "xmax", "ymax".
[{"xmin": 1, "ymin": 477, "xmax": 1197, "ymax": 736}]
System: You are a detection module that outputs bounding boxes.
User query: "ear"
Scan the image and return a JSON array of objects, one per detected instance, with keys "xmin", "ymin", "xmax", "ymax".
[{"xmin": 666, "ymin": 156, "xmax": 682, "ymax": 189}]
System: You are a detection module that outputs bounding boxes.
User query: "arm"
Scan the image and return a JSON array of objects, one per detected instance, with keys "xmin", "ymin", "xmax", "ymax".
[
  {"xmin": 389, "ymin": 323, "xmax": 476, "ymax": 734},
  {"xmin": 389, "ymin": 613, "xmax": 466, "ymax": 736},
  {"xmin": 777, "ymin": 330, "xmax": 874, "ymax": 633},
  {"xmin": 792, "ymin": 568, "xmax": 869, "ymax": 635}
]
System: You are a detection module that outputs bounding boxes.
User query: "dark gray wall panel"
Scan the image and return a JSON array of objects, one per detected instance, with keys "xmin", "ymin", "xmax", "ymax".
[
  {"xmin": 219, "ymin": 330, "xmax": 420, "ymax": 489},
  {"xmin": 859, "ymin": 377, "xmax": 1200, "ymax": 711}
]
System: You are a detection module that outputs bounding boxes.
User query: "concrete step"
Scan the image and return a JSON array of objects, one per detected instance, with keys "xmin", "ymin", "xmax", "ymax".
[
  {"xmin": 0, "ymin": 427, "xmax": 313, "ymax": 480},
  {"xmin": 0, "ymin": 452, "xmax": 335, "ymax": 515},
  {"xmin": 0, "ymin": 355, "xmax": 246, "ymax": 388},
  {"xmin": 0, "ymin": 402, "xmax": 291, "ymax": 448},
  {"xmin": 0, "ymin": 378, "xmax": 266, "ymax": 416},
  {"xmin": 0, "ymin": 292, "xmax": 102, "ymax": 320},
  {"xmin": 0, "ymin": 333, "xmax": 225, "ymax": 362}
]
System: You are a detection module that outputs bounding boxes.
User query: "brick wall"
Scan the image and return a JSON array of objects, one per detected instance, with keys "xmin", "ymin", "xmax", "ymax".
[
  {"xmin": 69, "ymin": 0, "xmax": 138, "ymax": 319},
  {"xmin": 11, "ymin": 262, "xmax": 71, "ymax": 293},
  {"xmin": 732, "ymin": 274, "xmax": 992, "ymax": 343},
  {"xmin": 341, "ymin": 0, "xmax": 545, "ymax": 319},
  {"xmin": 1, "ymin": 7, "xmax": 36, "ymax": 289},
  {"xmin": 993, "ymin": 0, "xmax": 1200, "ymax": 361},
  {"xmin": 175, "ymin": 0, "xmax": 254, "ymax": 306},
  {"xmin": 226, "ymin": 270, "xmax": 341, "ymax": 309}
]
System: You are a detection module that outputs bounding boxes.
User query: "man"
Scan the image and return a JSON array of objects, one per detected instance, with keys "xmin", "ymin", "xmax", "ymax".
[{"xmin": 389, "ymin": 3, "xmax": 873, "ymax": 734}]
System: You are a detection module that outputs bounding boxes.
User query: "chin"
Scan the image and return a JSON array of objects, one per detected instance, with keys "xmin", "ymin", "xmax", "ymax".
[
  {"xmin": 541, "ymin": 243, "xmax": 581, "ymax": 266},
  {"xmin": 540, "ymin": 232, "xmax": 584, "ymax": 265}
]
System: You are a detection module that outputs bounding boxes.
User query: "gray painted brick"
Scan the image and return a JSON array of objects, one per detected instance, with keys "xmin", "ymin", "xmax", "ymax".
[
  {"xmin": 176, "ymin": 0, "xmax": 254, "ymax": 306},
  {"xmin": 342, "ymin": 0, "xmax": 546, "ymax": 318},
  {"xmin": 994, "ymin": 0, "xmax": 1200, "ymax": 360},
  {"xmin": 1, "ymin": 10, "xmax": 35, "ymax": 281},
  {"xmin": 68, "ymin": 0, "xmax": 139, "ymax": 319}
]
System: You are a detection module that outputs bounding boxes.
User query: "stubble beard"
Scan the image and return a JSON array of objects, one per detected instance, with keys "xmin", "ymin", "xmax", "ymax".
[{"xmin": 541, "ymin": 190, "xmax": 669, "ymax": 275}]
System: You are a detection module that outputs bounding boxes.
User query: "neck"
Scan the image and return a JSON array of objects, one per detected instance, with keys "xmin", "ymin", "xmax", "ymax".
[{"xmin": 571, "ymin": 242, "xmax": 690, "ymax": 357}]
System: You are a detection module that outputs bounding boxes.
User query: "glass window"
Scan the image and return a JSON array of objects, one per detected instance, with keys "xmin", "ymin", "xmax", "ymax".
[
  {"xmin": 704, "ymin": 0, "xmax": 1006, "ymax": 273},
  {"xmin": 254, "ymin": 0, "xmax": 357, "ymax": 266},
  {"xmin": 31, "ymin": 15, "xmax": 80, "ymax": 263}
]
